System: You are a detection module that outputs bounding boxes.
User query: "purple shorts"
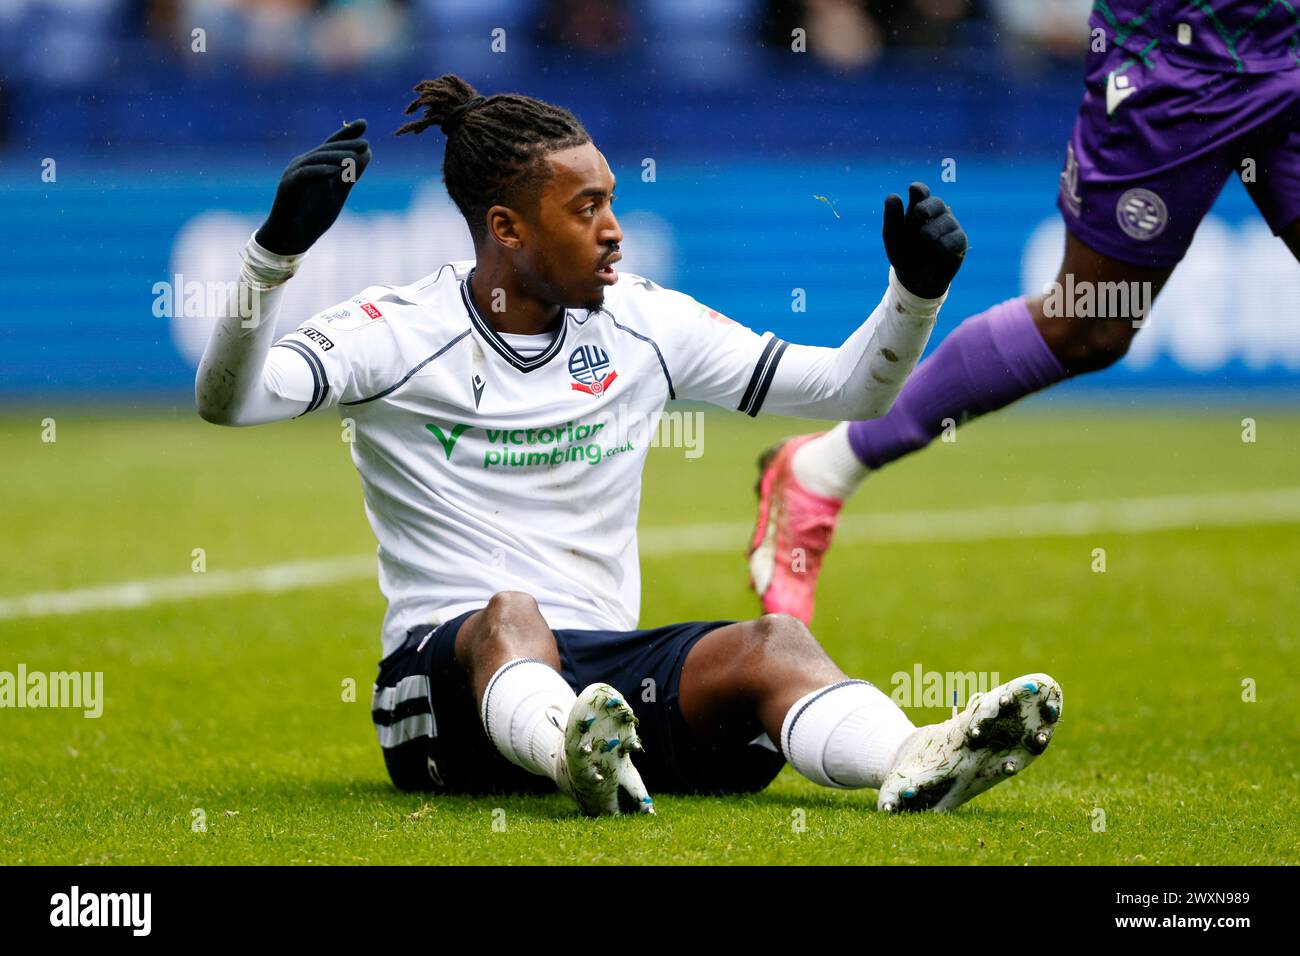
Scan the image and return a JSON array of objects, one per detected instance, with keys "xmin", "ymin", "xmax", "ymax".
[{"xmin": 1057, "ymin": 48, "xmax": 1300, "ymax": 270}]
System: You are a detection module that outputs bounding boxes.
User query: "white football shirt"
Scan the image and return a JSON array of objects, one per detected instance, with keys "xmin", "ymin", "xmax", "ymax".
[{"xmin": 263, "ymin": 262, "xmax": 788, "ymax": 658}]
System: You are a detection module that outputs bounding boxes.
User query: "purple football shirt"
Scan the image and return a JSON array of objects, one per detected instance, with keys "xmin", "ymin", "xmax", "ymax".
[{"xmin": 1092, "ymin": 0, "xmax": 1300, "ymax": 73}]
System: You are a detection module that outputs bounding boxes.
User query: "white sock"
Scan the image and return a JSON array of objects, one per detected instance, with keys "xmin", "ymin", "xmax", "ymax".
[
  {"xmin": 791, "ymin": 422, "xmax": 869, "ymax": 501},
  {"xmin": 480, "ymin": 659, "xmax": 575, "ymax": 780},
  {"xmin": 781, "ymin": 679, "xmax": 916, "ymax": 789}
]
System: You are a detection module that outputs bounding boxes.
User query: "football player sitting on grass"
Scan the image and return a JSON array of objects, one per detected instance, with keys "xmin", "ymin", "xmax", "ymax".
[{"xmin": 195, "ymin": 75, "xmax": 1062, "ymax": 815}]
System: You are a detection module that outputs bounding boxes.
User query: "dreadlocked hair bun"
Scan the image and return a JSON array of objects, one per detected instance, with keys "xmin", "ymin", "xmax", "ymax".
[
  {"xmin": 396, "ymin": 75, "xmax": 485, "ymax": 137},
  {"xmin": 395, "ymin": 74, "xmax": 592, "ymax": 243}
]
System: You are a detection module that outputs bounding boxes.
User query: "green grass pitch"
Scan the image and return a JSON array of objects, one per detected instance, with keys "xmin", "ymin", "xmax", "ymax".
[{"xmin": 2, "ymin": 405, "xmax": 1298, "ymax": 865}]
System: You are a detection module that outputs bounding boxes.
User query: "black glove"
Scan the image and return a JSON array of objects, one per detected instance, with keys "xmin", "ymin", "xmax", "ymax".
[
  {"xmin": 255, "ymin": 119, "xmax": 372, "ymax": 256},
  {"xmin": 882, "ymin": 182, "xmax": 967, "ymax": 299}
]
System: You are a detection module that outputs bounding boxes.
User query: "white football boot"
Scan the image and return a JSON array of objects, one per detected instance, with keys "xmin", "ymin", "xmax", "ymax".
[
  {"xmin": 554, "ymin": 683, "xmax": 656, "ymax": 816},
  {"xmin": 877, "ymin": 673, "xmax": 1063, "ymax": 813}
]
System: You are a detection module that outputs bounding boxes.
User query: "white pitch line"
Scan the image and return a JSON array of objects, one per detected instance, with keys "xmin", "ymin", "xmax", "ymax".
[
  {"xmin": 3, "ymin": 488, "xmax": 1299, "ymax": 623},
  {"xmin": 637, "ymin": 487, "xmax": 1300, "ymax": 553},
  {"xmin": 0, "ymin": 556, "xmax": 375, "ymax": 623}
]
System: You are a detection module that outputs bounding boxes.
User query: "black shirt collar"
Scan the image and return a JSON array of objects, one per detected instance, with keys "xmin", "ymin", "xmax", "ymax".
[{"xmin": 461, "ymin": 269, "xmax": 568, "ymax": 373}]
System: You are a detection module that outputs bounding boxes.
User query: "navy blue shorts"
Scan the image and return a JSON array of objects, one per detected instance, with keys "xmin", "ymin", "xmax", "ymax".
[{"xmin": 371, "ymin": 610, "xmax": 787, "ymax": 796}]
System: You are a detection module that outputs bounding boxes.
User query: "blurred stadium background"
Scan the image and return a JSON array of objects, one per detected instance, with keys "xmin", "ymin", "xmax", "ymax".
[{"xmin": 3, "ymin": 0, "xmax": 1297, "ymax": 401}]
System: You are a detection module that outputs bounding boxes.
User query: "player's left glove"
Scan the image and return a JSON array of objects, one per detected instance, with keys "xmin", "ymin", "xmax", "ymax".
[
  {"xmin": 255, "ymin": 119, "xmax": 373, "ymax": 256},
  {"xmin": 882, "ymin": 181, "xmax": 968, "ymax": 300}
]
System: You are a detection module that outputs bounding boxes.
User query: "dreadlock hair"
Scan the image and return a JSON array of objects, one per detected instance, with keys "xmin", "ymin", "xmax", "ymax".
[{"xmin": 396, "ymin": 75, "xmax": 592, "ymax": 245}]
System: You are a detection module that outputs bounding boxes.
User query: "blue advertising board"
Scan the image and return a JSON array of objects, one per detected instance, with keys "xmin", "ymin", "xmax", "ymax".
[{"xmin": 2, "ymin": 159, "xmax": 1296, "ymax": 400}]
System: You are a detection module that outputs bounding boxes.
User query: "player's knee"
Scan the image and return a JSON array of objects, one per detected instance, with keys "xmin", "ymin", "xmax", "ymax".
[
  {"xmin": 460, "ymin": 591, "xmax": 557, "ymax": 666},
  {"xmin": 482, "ymin": 590, "xmax": 544, "ymax": 631},
  {"xmin": 1080, "ymin": 321, "xmax": 1137, "ymax": 371},
  {"xmin": 1056, "ymin": 317, "xmax": 1138, "ymax": 374},
  {"xmin": 746, "ymin": 613, "xmax": 817, "ymax": 660}
]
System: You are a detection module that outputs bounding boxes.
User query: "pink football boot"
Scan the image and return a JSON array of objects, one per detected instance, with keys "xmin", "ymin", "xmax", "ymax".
[{"xmin": 747, "ymin": 434, "xmax": 845, "ymax": 624}]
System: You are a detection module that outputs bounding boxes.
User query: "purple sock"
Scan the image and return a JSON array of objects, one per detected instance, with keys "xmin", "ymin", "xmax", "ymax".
[{"xmin": 847, "ymin": 296, "xmax": 1066, "ymax": 470}]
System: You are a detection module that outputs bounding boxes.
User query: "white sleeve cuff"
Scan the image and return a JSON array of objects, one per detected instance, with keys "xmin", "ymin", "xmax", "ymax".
[
  {"xmin": 239, "ymin": 232, "xmax": 309, "ymax": 290},
  {"xmin": 887, "ymin": 266, "xmax": 949, "ymax": 319}
]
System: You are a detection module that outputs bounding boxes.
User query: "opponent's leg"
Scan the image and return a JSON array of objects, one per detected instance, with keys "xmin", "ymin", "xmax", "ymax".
[
  {"xmin": 455, "ymin": 591, "xmax": 653, "ymax": 815},
  {"xmin": 750, "ymin": 27, "xmax": 1271, "ymax": 621},
  {"xmin": 1279, "ymin": 218, "xmax": 1300, "ymax": 262},
  {"xmin": 1239, "ymin": 90, "xmax": 1300, "ymax": 263},
  {"xmin": 1029, "ymin": 232, "xmax": 1171, "ymax": 372},
  {"xmin": 750, "ymin": 232, "xmax": 1174, "ymax": 623},
  {"xmin": 677, "ymin": 614, "xmax": 1062, "ymax": 810}
]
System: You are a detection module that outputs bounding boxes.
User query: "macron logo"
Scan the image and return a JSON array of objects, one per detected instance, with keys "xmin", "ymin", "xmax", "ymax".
[
  {"xmin": 1106, "ymin": 70, "xmax": 1138, "ymax": 116},
  {"xmin": 50, "ymin": 886, "xmax": 151, "ymax": 936}
]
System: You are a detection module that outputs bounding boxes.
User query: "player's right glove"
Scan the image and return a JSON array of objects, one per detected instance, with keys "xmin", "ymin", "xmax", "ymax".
[
  {"xmin": 882, "ymin": 181, "xmax": 968, "ymax": 300},
  {"xmin": 255, "ymin": 119, "xmax": 373, "ymax": 256}
]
